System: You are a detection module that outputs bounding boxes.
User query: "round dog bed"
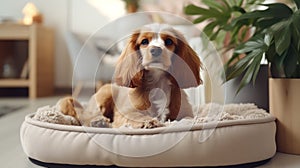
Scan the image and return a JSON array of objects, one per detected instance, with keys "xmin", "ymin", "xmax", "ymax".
[{"xmin": 20, "ymin": 103, "xmax": 276, "ymax": 167}]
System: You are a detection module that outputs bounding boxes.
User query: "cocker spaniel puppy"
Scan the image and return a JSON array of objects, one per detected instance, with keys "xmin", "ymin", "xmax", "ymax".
[{"xmin": 58, "ymin": 23, "xmax": 202, "ymax": 128}]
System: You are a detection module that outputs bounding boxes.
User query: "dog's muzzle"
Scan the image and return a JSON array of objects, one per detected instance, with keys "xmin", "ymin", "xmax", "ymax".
[{"xmin": 150, "ymin": 46, "xmax": 162, "ymax": 57}]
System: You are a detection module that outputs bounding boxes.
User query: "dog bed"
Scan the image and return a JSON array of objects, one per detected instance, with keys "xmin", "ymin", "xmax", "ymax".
[{"xmin": 20, "ymin": 103, "xmax": 276, "ymax": 167}]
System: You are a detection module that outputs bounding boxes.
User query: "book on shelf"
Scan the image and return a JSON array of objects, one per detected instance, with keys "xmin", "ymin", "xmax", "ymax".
[{"xmin": 20, "ymin": 60, "xmax": 29, "ymax": 79}]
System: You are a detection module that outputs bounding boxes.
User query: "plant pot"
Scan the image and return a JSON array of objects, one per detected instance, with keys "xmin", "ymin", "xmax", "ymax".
[
  {"xmin": 126, "ymin": 4, "xmax": 138, "ymax": 13},
  {"xmin": 225, "ymin": 64, "xmax": 269, "ymax": 110},
  {"xmin": 269, "ymin": 78, "xmax": 300, "ymax": 154}
]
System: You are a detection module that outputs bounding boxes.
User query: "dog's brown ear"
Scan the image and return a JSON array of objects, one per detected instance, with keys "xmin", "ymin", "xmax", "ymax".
[
  {"xmin": 113, "ymin": 30, "xmax": 143, "ymax": 88},
  {"xmin": 169, "ymin": 30, "xmax": 202, "ymax": 88}
]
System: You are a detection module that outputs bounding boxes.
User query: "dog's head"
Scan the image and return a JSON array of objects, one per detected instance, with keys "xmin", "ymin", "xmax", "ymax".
[{"xmin": 114, "ymin": 23, "xmax": 202, "ymax": 88}]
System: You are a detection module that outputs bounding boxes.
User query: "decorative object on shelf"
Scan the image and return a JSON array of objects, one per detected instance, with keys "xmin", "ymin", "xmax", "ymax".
[
  {"xmin": 22, "ymin": 2, "xmax": 43, "ymax": 25},
  {"xmin": 185, "ymin": 0, "xmax": 300, "ymax": 154},
  {"xmin": 20, "ymin": 60, "xmax": 29, "ymax": 79},
  {"xmin": 1, "ymin": 57, "xmax": 17, "ymax": 78}
]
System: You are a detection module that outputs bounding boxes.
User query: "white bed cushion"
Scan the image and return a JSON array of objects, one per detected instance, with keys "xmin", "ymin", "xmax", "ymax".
[{"xmin": 20, "ymin": 111, "xmax": 276, "ymax": 167}]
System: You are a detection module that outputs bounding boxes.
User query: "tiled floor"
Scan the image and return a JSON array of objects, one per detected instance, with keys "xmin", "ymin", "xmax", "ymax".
[{"xmin": 0, "ymin": 97, "xmax": 299, "ymax": 168}]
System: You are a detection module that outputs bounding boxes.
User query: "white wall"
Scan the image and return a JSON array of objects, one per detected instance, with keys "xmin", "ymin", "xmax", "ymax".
[
  {"xmin": 70, "ymin": 0, "xmax": 126, "ymax": 34},
  {"xmin": 0, "ymin": 0, "xmax": 205, "ymax": 88},
  {"xmin": 0, "ymin": 0, "xmax": 72, "ymax": 87},
  {"xmin": 0, "ymin": 0, "xmax": 129, "ymax": 88}
]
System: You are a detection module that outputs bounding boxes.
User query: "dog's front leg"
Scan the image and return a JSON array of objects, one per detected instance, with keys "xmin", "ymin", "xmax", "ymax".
[
  {"xmin": 168, "ymin": 89, "xmax": 194, "ymax": 120},
  {"xmin": 112, "ymin": 110, "xmax": 164, "ymax": 129},
  {"xmin": 56, "ymin": 96, "xmax": 84, "ymax": 122},
  {"xmin": 94, "ymin": 84, "xmax": 115, "ymax": 122}
]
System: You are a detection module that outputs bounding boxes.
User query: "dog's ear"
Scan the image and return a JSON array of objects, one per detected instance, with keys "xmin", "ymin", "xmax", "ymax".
[
  {"xmin": 113, "ymin": 30, "xmax": 143, "ymax": 88},
  {"xmin": 169, "ymin": 30, "xmax": 202, "ymax": 88}
]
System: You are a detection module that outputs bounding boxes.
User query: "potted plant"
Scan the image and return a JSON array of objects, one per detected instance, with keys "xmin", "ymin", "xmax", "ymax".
[
  {"xmin": 184, "ymin": 0, "xmax": 269, "ymax": 109},
  {"xmin": 185, "ymin": 0, "xmax": 300, "ymax": 154},
  {"xmin": 122, "ymin": 0, "xmax": 140, "ymax": 13},
  {"xmin": 184, "ymin": 0, "xmax": 263, "ymax": 60}
]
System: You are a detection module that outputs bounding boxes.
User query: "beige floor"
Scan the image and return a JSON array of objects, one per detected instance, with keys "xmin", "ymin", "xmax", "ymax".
[{"xmin": 0, "ymin": 96, "xmax": 300, "ymax": 168}]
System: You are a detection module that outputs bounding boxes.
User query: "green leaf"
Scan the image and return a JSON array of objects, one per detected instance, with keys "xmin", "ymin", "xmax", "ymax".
[
  {"xmin": 184, "ymin": 4, "xmax": 210, "ymax": 15},
  {"xmin": 226, "ymin": 46, "xmax": 264, "ymax": 82},
  {"xmin": 226, "ymin": 55, "xmax": 253, "ymax": 80},
  {"xmin": 234, "ymin": 34, "xmax": 266, "ymax": 54},
  {"xmin": 236, "ymin": 52, "xmax": 263, "ymax": 93},
  {"xmin": 203, "ymin": 21, "xmax": 219, "ymax": 38},
  {"xmin": 225, "ymin": 62, "xmax": 249, "ymax": 81},
  {"xmin": 263, "ymin": 3, "xmax": 293, "ymax": 17},
  {"xmin": 293, "ymin": 0, "xmax": 300, "ymax": 10},
  {"xmin": 210, "ymin": 29, "xmax": 221, "ymax": 41},
  {"xmin": 225, "ymin": 53, "xmax": 245, "ymax": 79},
  {"xmin": 202, "ymin": 0, "xmax": 226, "ymax": 13},
  {"xmin": 222, "ymin": 0, "xmax": 231, "ymax": 11},
  {"xmin": 284, "ymin": 45, "xmax": 298, "ymax": 77},
  {"xmin": 272, "ymin": 20, "xmax": 291, "ymax": 56},
  {"xmin": 264, "ymin": 33, "xmax": 273, "ymax": 46},
  {"xmin": 238, "ymin": 49, "xmax": 262, "ymax": 65},
  {"xmin": 236, "ymin": 0, "xmax": 243, "ymax": 7},
  {"xmin": 225, "ymin": 34, "xmax": 267, "ymax": 93},
  {"xmin": 265, "ymin": 43, "xmax": 277, "ymax": 63},
  {"xmin": 235, "ymin": 43, "xmax": 258, "ymax": 54},
  {"xmin": 236, "ymin": 67, "xmax": 254, "ymax": 94},
  {"xmin": 207, "ymin": 6, "xmax": 225, "ymax": 17},
  {"xmin": 232, "ymin": 3, "xmax": 293, "ymax": 27},
  {"xmin": 185, "ymin": 4, "xmax": 224, "ymax": 18},
  {"xmin": 292, "ymin": 11, "xmax": 300, "ymax": 50},
  {"xmin": 252, "ymin": 54, "xmax": 263, "ymax": 85},
  {"xmin": 193, "ymin": 16, "xmax": 209, "ymax": 24},
  {"xmin": 232, "ymin": 6, "xmax": 246, "ymax": 13},
  {"xmin": 232, "ymin": 11, "xmax": 260, "ymax": 26},
  {"xmin": 255, "ymin": 17, "xmax": 284, "ymax": 31},
  {"xmin": 273, "ymin": 50, "xmax": 288, "ymax": 77}
]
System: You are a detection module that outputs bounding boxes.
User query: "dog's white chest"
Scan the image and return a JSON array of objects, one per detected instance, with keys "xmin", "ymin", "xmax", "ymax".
[{"xmin": 148, "ymin": 83, "xmax": 171, "ymax": 122}]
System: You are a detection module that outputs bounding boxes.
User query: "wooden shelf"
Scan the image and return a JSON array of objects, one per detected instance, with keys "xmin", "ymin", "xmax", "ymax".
[
  {"xmin": 0, "ymin": 79, "xmax": 29, "ymax": 87},
  {"xmin": 0, "ymin": 23, "xmax": 54, "ymax": 98},
  {"xmin": 0, "ymin": 24, "xmax": 29, "ymax": 40}
]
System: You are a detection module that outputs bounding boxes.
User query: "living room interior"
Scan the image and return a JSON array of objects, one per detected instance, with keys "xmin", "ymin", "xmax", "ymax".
[{"xmin": 0, "ymin": 0, "xmax": 300, "ymax": 167}]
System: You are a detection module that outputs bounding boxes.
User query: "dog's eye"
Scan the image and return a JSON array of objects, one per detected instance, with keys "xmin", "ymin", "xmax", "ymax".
[
  {"xmin": 141, "ymin": 39, "xmax": 149, "ymax": 45},
  {"xmin": 165, "ymin": 38, "xmax": 173, "ymax": 46}
]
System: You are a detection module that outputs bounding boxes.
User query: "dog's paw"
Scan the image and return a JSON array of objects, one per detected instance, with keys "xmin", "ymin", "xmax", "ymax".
[
  {"xmin": 89, "ymin": 116, "xmax": 111, "ymax": 128},
  {"xmin": 56, "ymin": 97, "xmax": 83, "ymax": 119},
  {"xmin": 141, "ymin": 118, "xmax": 164, "ymax": 129}
]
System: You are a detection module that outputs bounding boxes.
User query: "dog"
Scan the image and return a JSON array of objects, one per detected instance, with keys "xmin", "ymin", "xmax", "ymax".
[{"xmin": 58, "ymin": 23, "xmax": 202, "ymax": 128}]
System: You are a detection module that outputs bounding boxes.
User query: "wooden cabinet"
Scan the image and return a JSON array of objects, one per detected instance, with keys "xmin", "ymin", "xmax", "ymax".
[{"xmin": 0, "ymin": 23, "xmax": 54, "ymax": 98}]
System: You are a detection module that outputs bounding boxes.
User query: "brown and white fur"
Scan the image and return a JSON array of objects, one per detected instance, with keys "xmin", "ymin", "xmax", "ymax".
[{"xmin": 58, "ymin": 23, "xmax": 202, "ymax": 128}]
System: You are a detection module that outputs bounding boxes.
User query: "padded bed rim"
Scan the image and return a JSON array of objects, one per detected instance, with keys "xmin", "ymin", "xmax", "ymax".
[
  {"xmin": 23, "ymin": 113, "xmax": 276, "ymax": 135},
  {"xmin": 21, "ymin": 114, "xmax": 276, "ymax": 167}
]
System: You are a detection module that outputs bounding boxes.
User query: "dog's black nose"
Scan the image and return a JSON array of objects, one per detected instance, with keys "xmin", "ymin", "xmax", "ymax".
[{"xmin": 150, "ymin": 47, "xmax": 162, "ymax": 57}]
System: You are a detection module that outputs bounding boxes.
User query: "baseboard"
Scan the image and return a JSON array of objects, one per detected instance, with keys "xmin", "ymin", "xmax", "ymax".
[{"xmin": 54, "ymin": 87, "xmax": 72, "ymax": 96}]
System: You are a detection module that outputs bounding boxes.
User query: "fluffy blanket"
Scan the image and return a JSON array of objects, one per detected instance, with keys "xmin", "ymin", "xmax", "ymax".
[
  {"xmin": 33, "ymin": 102, "xmax": 270, "ymax": 128},
  {"xmin": 33, "ymin": 105, "xmax": 80, "ymax": 126}
]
